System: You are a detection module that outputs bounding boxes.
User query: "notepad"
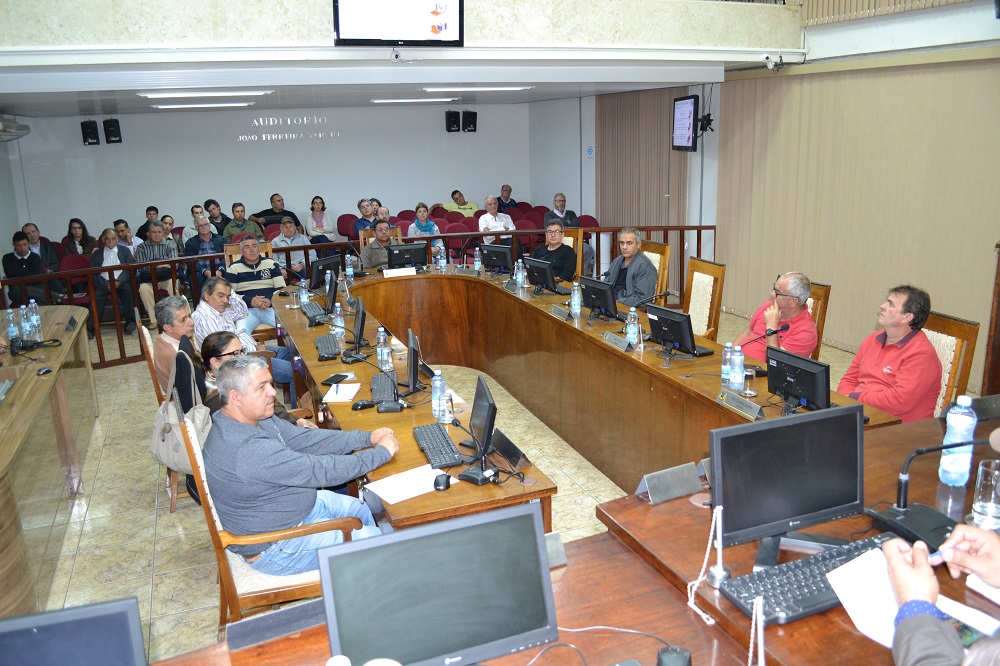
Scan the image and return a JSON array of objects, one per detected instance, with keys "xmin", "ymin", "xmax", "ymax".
[
  {"xmin": 323, "ymin": 383, "xmax": 361, "ymax": 403},
  {"xmin": 364, "ymin": 464, "xmax": 460, "ymax": 505}
]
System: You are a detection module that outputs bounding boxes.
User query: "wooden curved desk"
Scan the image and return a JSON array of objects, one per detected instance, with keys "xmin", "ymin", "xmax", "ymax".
[{"xmin": 346, "ymin": 273, "xmax": 897, "ymax": 493}]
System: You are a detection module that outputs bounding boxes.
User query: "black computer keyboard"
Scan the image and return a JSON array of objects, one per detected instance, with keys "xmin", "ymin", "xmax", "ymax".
[
  {"xmin": 314, "ymin": 335, "xmax": 341, "ymax": 361},
  {"xmin": 551, "ymin": 284, "xmax": 571, "ymax": 295},
  {"xmin": 413, "ymin": 423, "xmax": 464, "ymax": 469},
  {"xmin": 719, "ymin": 532, "xmax": 895, "ymax": 625},
  {"xmin": 692, "ymin": 345, "xmax": 714, "ymax": 357},
  {"xmin": 370, "ymin": 371, "xmax": 398, "ymax": 404},
  {"xmin": 301, "ymin": 301, "xmax": 327, "ymax": 324}
]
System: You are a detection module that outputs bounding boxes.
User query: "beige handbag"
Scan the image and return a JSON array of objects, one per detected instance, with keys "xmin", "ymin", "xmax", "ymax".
[{"xmin": 149, "ymin": 352, "xmax": 211, "ymax": 474}]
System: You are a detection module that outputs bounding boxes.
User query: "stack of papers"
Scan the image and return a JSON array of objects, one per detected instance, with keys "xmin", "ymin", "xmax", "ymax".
[{"xmin": 364, "ymin": 465, "xmax": 460, "ymax": 505}]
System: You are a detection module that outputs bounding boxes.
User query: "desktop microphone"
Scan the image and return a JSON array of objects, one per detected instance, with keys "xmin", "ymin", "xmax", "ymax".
[
  {"xmin": 866, "ymin": 428, "xmax": 1000, "ymax": 549},
  {"xmin": 739, "ymin": 323, "xmax": 789, "ymax": 348},
  {"xmin": 450, "ymin": 418, "xmax": 500, "ymax": 486},
  {"xmin": 632, "ymin": 291, "xmax": 672, "ymax": 309}
]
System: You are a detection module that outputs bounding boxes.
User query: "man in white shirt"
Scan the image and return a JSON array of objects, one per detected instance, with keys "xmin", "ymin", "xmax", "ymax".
[
  {"xmin": 89, "ymin": 228, "xmax": 137, "ymax": 337},
  {"xmin": 180, "ymin": 204, "xmax": 208, "ymax": 247},
  {"xmin": 478, "ymin": 196, "xmax": 516, "ymax": 246},
  {"xmin": 114, "ymin": 219, "xmax": 143, "ymax": 255}
]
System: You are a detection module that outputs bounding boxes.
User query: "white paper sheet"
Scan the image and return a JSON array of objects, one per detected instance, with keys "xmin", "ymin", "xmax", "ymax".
[
  {"xmin": 364, "ymin": 464, "xmax": 459, "ymax": 505},
  {"xmin": 323, "ymin": 382, "xmax": 361, "ymax": 403},
  {"xmin": 967, "ymin": 573, "xmax": 1000, "ymax": 606}
]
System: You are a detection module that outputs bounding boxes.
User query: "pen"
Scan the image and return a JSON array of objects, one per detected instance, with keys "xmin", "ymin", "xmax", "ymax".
[{"xmin": 334, "ymin": 385, "xmax": 339, "ymax": 395}]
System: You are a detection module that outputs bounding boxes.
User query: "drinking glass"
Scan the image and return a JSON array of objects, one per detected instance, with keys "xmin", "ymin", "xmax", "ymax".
[{"xmin": 971, "ymin": 459, "xmax": 1000, "ymax": 530}]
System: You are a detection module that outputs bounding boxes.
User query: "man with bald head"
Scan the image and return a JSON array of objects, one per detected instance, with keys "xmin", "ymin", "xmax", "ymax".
[
  {"xmin": 732, "ymin": 272, "xmax": 818, "ymax": 362},
  {"xmin": 478, "ymin": 196, "xmax": 516, "ymax": 246}
]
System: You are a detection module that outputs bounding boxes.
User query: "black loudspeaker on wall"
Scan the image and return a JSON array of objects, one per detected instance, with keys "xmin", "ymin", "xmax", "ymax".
[
  {"xmin": 445, "ymin": 110, "xmax": 460, "ymax": 133},
  {"xmin": 103, "ymin": 118, "xmax": 122, "ymax": 144},
  {"xmin": 462, "ymin": 110, "xmax": 477, "ymax": 133},
  {"xmin": 81, "ymin": 120, "xmax": 100, "ymax": 146}
]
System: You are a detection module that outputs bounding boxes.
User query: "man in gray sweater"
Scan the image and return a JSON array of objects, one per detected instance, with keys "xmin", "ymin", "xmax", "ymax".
[{"xmin": 202, "ymin": 355, "xmax": 399, "ymax": 576}]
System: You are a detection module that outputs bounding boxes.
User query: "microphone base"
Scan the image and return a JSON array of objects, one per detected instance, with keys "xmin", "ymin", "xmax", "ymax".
[
  {"xmin": 706, "ymin": 564, "xmax": 730, "ymax": 589},
  {"xmin": 457, "ymin": 465, "xmax": 499, "ymax": 486},
  {"xmin": 865, "ymin": 504, "xmax": 957, "ymax": 550}
]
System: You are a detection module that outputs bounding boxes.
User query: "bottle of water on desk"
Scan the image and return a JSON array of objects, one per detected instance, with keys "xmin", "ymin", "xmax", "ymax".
[
  {"xmin": 437, "ymin": 249, "xmax": 447, "ymax": 272},
  {"xmin": 345, "ymin": 255, "xmax": 354, "ymax": 283},
  {"xmin": 515, "ymin": 260, "xmax": 525, "ymax": 288},
  {"xmin": 5, "ymin": 308, "xmax": 19, "ymax": 341},
  {"xmin": 299, "ymin": 284, "xmax": 311, "ymax": 306},
  {"xmin": 375, "ymin": 326, "xmax": 393, "ymax": 372},
  {"xmin": 721, "ymin": 342, "xmax": 733, "ymax": 388},
  {"xmin": 28, "ymin": 299, "xmax": 41, "ymax": 341},
  {"xmin": 331, "ymin": 303, "xmax": 346, "ymax": 342},
  {"xmin": 939, "ymin": 395, "xmax": 977, "ymax": 486},
  {"xmin": 473, "ymin": 247, "xmax": 482, "ymax": 272},
  {"xmin": 625, "ymin": 308, "xmax": 639, "ymax": 346},
  {"xmin": 431, "ymin": 370, "xmax": 446, "ymax": 419},
  {"xmin": 729, "ymin": 345, "xmax": 745, "ymax": 392},
  {"xmin": 570, "ymin": 282, "xmax": 582, "ymax": 317},
  {"xmin": 18, "ymin": 305, "xmax": 32, "ymax": 342}
]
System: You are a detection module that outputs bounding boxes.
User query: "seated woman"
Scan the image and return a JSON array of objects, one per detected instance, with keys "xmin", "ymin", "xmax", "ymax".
[
  {"xmin": 406, "ymin": 202, "xmax": 445, "ymax": 258},
  {"xmin": 61, "ymin": 218, "xmax": 98, "ymax": 255},
  {"xmin": 302, "ymin": 195, "xmax": 341, "ymax": 255}
]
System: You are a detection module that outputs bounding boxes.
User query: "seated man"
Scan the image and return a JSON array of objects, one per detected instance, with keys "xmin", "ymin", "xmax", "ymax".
[
  {"xmin": 440, "ymin": 189, "xmax": 479, "ymax": 217},
  {"xmin": 732, "ymin": 272, "xmax": 818, "ymax": 363},
  {"xmin": 497, "ymin": 184, "xmax": 517, "ymax": 213},
  {"xmin": 114, "ymin": 219, "xmax": 143, "ymax": 256},
  {"xmin": 271, "ymin": 216, "xmax": 317, "ymax": 281},
  {"xmin": 152, "ymin": 295, "xmax": 195, "ymax": 395},
  {"xmin": 204, "ymin": 198, "xmax": 232, "ymax": 236},
  {"xmin": 224, "ymin": 202, "xmax": 265, "ymax": 242},
  {"xmin": 837, "ymin": 285, "xmax": 942, "ymax": 423},
  {"xmin": 532, "ymin": 220, "xmax": 577, "ymax": 282},
  {"xmin": 180, "ymin": 204, "xmax": 207, "ymax": 247},
  {"xmin": 135, "ymin": 205, "xmax": 158, "ymax": 241},
  {"xmin": 352, "ymin": 198, "xmax": 376, "ymax": 239},
  {"xmin": 183, "ymin": 217, "xmax": 226, "ymax": 289},
  {"xmin": 22, "ymin": 223, "xmax": 60, "ymax": 274},
  {"xmin": 90, "ymin": 228, "xmax": 137, "ymax": 337},
  {"xmin": 202, "ymin": 354, "xmax": 399, "ymax": 575},
  {"xmin": 544, "ymin": 193, "xmax": 595, "ymax": 277},
  {"xmin": 249, "ymin": 193, "xmax": 301, "ymax": 232},
  {"xmin": 2, "ymin": 231, "xmax": 47, "ymax": 307},
  {"xmin": 478, "ymin": 196, "xmax": 516, "ymax": 246},
  {"xmin": 359, "ymin": 219, "xmax": 400, "ymax": 271},
  {"xmin": 224, "ymin": 236, "xmax": 285, "ymax": 333},
  {"xmin": 134, "ymin": 221, "xmax": 178, "ymax": 326},
  {"xmin": 606, "ymin": 227, "xmax": 657, "ymax": 308},
  {"xmin": 883, "ymin": 523, "xmax": 1000, "ymax": 665},
  {"xmin": 193, "ymin": 276, "xmax": 296, "ymax": 399}
]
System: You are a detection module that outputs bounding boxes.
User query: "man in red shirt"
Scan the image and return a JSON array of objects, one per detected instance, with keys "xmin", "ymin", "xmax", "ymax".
[
  {"xmin": 732, "ymin": 272, "xmax": 818, "ymax": 363},
  {"xmin": 837, "ymin": 285, "xmax": 942, "ymax": 423}
]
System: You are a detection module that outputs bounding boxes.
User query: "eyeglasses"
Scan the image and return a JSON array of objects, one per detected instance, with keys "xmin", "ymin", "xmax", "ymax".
[
  {"xmin": 772, "ymin": 276, "xmax": 796, "ymax": 299},
  {"xmin": 545, "ymin": 230, "xmax": 563, "ymax": 235},
  {"xmin": 218, "ymin": 349, "xmax": 245, "ymax": 359}
]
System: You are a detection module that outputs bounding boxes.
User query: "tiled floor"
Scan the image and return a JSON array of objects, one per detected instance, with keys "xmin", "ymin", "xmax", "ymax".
[{"xmin": 11, "ymin": 312, "xmax": 862, "ymax": 662}]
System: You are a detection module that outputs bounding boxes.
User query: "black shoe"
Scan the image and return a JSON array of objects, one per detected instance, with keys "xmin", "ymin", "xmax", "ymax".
[
  {"xmin": 124, "ymin": 322, "xmax": 136, "ymax": 335},
  {"xmin": 87, "ymin": 329, "xmax": 95, "ymax": 340},
  {"xmin": 185, "ymin": 474, "xmax": 202, "ymax": 506}
]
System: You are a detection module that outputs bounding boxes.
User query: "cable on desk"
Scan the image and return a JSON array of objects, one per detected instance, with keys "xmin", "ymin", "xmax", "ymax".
[
  {"xmin": 558, "ymin": 624, "xmax": 673, "ymax": 648},
  {"xmin": 523, "ymin": 642, "xmax": 587, "ymax": 666}
]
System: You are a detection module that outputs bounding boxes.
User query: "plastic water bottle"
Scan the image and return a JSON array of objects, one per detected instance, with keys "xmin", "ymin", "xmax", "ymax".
[
  {"xmin": 729, "ymin": 345, "xmax": 745, "ymax": 391},
  {"xmin": 18, "ymin": 305, "xmax": 31, "ymax": 341},
  {"xmin": 324, "ymin": 269, "xmax": 332, "ymax": 295},
  {"xmin": 570, "ymin": 282, "xmax": 582, "ymax": 317},
  {"xmin": 299, "ymin": 284, "xmax": 310, "ymax": 305},
  {"xmin": 345, "ymin": 255, "xmax": 354, "ymax": 282},
  {"xmin": 431, "ymin": 370, "xmax": 447, "ymax": 420},
  {"xmin": 331, "ymin": 303, "xmax": 346, "ymax": 341},
  {"xmin": 515, "ymin": 260, "xmax": 526, "ymax": 287},
  {"xmin": 28, "ymin": 299, "xmax": 42, "ymax": 341},
  {"xmin": 721, "ymin": 342, "xmax": 733, "ymax": 388},
  {"xmin": 473, "ymin": 247, "xmax": 482, "ymax": 272},
  {"xmin": 375, "ymin": 326, "xmax": 393, "ymax": 372},
  {"xmin": 939, "ymin": 395, "xmax": 978, "ymax": 486},
  {"xmin": 625, "ymin": 308, "xmax": 639, "ymax": 346},
  {"xmin": 437, "ymin": 248, "xmax": 447, "ymax": 272},
  {"xmin": 5, "ymin": 308, "xmax": 19, "ymax": 341}
]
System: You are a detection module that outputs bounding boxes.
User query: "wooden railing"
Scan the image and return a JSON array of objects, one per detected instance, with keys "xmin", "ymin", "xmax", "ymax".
[{"xmin": 1, "ymin": 226, "xmax": 715, "ymax": 369}]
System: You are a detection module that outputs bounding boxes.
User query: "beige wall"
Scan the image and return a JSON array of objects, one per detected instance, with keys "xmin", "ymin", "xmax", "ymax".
[
  {"xmin": 0, "ymin": 0, "xmax": 801, "ymax": 49},
  {"xmin": 717, "ymin": 58, "xmax": 1000, "ymax": 393}
]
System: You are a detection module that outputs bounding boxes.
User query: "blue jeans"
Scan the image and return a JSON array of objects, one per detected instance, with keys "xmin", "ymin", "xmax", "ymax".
[
  {"xmin": 241, "ymin": 306, "xmax": 276, "ymax": 333},
  {"xmin": 267, "ymin": 345, "xmax": 296, "ymax": 406},
  {"xmin": 248, "ymin": 491, "xmax": 381, "ymax": 575}
]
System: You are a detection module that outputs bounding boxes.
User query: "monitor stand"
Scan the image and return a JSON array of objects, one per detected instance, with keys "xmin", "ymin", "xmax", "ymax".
[
  {"xmin": 781, "ymin": 397, "xmax": 804, "ymax": 416},
  {"xmin": 752, "ymin": 532, "xmax": 850, "ymax": 571},
  {"xmin": 398, "ymin": 380, "xmax": 425, "ymax": 398}
]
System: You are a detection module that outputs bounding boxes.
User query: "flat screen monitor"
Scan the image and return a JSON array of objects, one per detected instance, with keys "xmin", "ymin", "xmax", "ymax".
[
  {"xmin": 0, "ymin": 597, "xmax": 147, "ymax": 666},
  {"xmin": 646, "ymin": 304, "xmax": 699, "ymax": 355},
  {"xmin": 579, "ymin": 275, "xmax": 624, "ymax": 321},
  {"xmin": 334, "ymin": 0, "xmax": 464, "ymax": 47},
  {"xmin": 348, "ymin": 297, "xmax": 367, "ymax": 355},
  {"xmin": 710, "ymin": 404, "xmax": 865, "ymax": 548},
  {"xmin": 480, "ymin": 243, "xmax": 516, "ymax": 275},
  {"xmin": 469, "ymin": 375, "xmax": 498, "ymax": 455},
  {"xmin": 523, "ymin": 257, "xmax": 561, "ymax": 294},
  {"xmin": 671, "ymin": 94, "xmax": 699, "ymax": 152},
  {"xmin": 387, "ymin": 241, "xmax": 428, "ymax": 269},
  {"xmin": 767, "ymin": 347, "xmax": 831, "ymax": 412},
  {"xmin": 400, "ymin": 328, "xmax": 426, "ymax": 397},
  {"xmin": 319, "ymin": 502, "xmax": 556, "ymax": 666},
  {"xmin": 308, "ymin": 254, "xmax": 341, "ymax": 290}
]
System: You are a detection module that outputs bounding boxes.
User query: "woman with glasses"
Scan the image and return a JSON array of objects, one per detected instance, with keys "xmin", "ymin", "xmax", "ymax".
[
  {"xmin": 62, "ymin": 217, "xmax": 98, "ymax": 255},
  {"xmin": 405, "ymin": 202, "xmax": 444, "ymax": 258},
  {"xmin": 302, "ymin": 195, "xmax": 342, "ymax": 255}
]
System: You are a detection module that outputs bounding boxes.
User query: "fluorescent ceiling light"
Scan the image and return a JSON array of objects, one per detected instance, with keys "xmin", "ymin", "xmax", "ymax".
[
  {"xmin": 151, "ymin": 102, "xmax": 256, "ymax": 109},
  {"xmin": 423, "ymin": 86, "xmax": 533, "ymax": 92},
  {"xmin": 138, "ymin": 90, "xmax": 273, "ymax": 99},
  {"xmin": 371, "ymin": 97, "xmax": 460, "ymax": 104}
]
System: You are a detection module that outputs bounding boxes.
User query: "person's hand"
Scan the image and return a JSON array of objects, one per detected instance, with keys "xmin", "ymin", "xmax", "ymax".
[
  {"xmin": 297, "ymin": 418, "xmax": 318, "ymax": 429},
  {"xmin": 883, "ymin": 538, "xmax": 939, "ymax": 605},
  {"xmin": 939, "ymin": 524, "xmax": 1000, "ymax": 587},
  {"xmin": 763, "ymin": 300, "xmax": 781, "ymax": 331},
  {"xmin": 369, "ymin": 427, "xmax": 396, "ymax": 445},
  {"xmin": 375, "ymin": 433, "xmax": 400, "ymax": 458},
  {"xmin": 259, "ymin": 297, "xmax": 271, "ymax": 310}
]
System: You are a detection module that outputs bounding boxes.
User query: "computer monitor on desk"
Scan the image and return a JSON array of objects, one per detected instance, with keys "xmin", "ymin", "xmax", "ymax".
[
  {"xmin": 580, "ymin": 276, "xmax": 625, "ymax": 322},
  {"xmin": 399, "ymin": 328, "xmax": 428, "ymax": 397},
  {"xmin": 523, "ymin": 257, "xmax": 567, "ymax": 295},
  {"xmin": 387, "ymin": 241, "xmax": 428, "ymax": 269},
  {"xmin": 341, "ymin": 297, "xmax": 367, "ymax": 362},
  {"xmin": 766, "ymin": 347, "xmax": 831, "ymax": 414},
  {"xmin": 710, "ymin": 404, "xmax": 865, "ymax": 566},
  {"xmin": 318, "ymin": 503, "xmax": 558, "ymax": 666},
  {"xmin": 480, "ymin": 243, "xmax": 516, "ymax": 276},
  {"xmin": 646, "ymin": 304, "xmax": 710, "ymax": 358},
  {"xmin": 308, "ymin": 254, "xmax": 340, "ymax": 290}
]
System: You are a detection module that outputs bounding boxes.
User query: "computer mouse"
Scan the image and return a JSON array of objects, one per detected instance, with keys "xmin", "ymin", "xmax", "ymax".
[
  {"xmin": 36, "ymin": 367, "xmax": 53, "ymax": 376},
  {"xmin": 433, "ymin": 474, "xmax": 451, "ymax": 491},
  {"xmin": 351, "ymin": 399, "xmax": 376, "ymax": 411}
]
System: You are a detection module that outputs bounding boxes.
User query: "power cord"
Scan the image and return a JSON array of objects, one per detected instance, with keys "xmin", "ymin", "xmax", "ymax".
[{"xmin": 523, "ymin": 642, "xmax": 587, "ymax": 666}]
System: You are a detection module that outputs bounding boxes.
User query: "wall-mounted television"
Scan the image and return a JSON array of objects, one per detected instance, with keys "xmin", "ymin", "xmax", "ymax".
[
  {"xmin": 334, "ymin": 0, "xmax": 464, "ymax": 47},
  {"xmin": 671, "ymin": 94, "xmax": 699, "ymax": 152}
]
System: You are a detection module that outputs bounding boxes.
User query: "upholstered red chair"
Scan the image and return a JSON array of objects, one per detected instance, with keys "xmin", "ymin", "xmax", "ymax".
[
  {"xmin": 505, "ymin": 208, "xmax": 524, "ymax": 222},
  {"xmin": 443, "ymin": 223, "xmax": 470, "ymax": 263},
  {"xmin": 230, "ymin": 231, "xmax": 255, "ymax": 244},
  {"xmin": 523, "ymin": 211, "xmax": 544, "ymax": 226},
  {"xmin": 263, "ymin": 224, "xmax": 282, "ymax": 241},
  {"xmin": 515, "ymin": 201, "xmax": 532, "ymax": 213},
  {"xmin": 578, "ymin": 214, "xmax": 600, "ymax": 241},
  {"xmin": 58, "ymin": 254, "xmax": 93, "ymax": 305},
  {"xmin": 444, "ymin": 211, "xmax": 465, "ymax": 225},
  {"xmin": 531, "ymin": 205, "xmax": 550, "ymax": 215},
  {"xmin": 337, "ymin": 213, "xmax": 356, "ymax": 240},
  {"xmin": 397, "ymin": 209, "xmax": 417, "ymax": 222},
  {"xmin": 473, "ymin": 209, "xmax": 486, "ymax": 219}
]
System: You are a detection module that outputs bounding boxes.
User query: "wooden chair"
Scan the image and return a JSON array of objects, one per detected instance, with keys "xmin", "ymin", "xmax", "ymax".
[
  {"xmin": 682, "ymin": 257, "xmax": 726, "ymax": 341},
  {"xmin": 923, "ymin": 311, "xmax": 980, "ymax": 417},
  {"xmin": 640, "ymin": 240, "xmax": 670, "ymax": 304},
  {"xmin": 177, "ymin": 404, "xmax": 360, "ymax": 638},
  {"xmin": 805, "ymin": 282, "xmax": 831, "ymax": 361},
  {"xmin": 359, "ymin": 227, "xmax": 402, "ymax": 247},
  {"xmin": 561, "ymin": 227, "xmax": 585, "ymax": 280},
  {"xmin": 137, "ymin": 307, "xmax": 189, "ymax": 513}
]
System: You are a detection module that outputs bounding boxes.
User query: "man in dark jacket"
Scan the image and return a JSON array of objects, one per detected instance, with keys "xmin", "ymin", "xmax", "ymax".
[
  {"xmin": 90, "ymin": 228, "xmax": 137, "ymax": 336},
  {"xmin": 184, "ymin": 217, "xmax": 226, "ymax": 290},
  {"xmin": 3, "ymin": 231, "xmax": 47, "ymax": 307}
]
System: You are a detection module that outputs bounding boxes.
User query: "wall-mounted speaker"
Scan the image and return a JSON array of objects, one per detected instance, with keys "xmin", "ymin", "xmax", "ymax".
[
  {"xmin": 445, "ymin": 110, "xmax": 460, "ymax": 133},
  {"xmin": 81, "ymin": 120, "xmax": 100, "ymax": 145},
  {"xmin": 103, "ymin": 118, "xmax": 122, "ymax": 144},
  {"xmin": 462, "ymin": 111, "xmax": 477, "ymax": 133}
]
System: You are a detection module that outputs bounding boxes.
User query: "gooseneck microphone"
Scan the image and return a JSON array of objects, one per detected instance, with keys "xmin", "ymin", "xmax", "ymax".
[
  {"xmin": 739, "ymin": 323, "xmax": 790, "ymax": 348},
  {"xmin": 866, "ymin": 428, "xmax": 1000, "ymax": 549},
  {"xmin": 632, "ymin": 291, "xmax": 672, "ymax": 309},
  {"xmin": 450, "ymin": 418, "xmax": 499, "ymax": 486}
]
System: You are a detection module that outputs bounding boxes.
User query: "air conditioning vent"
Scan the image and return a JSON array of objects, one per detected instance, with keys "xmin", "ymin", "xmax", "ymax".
[{"xmin": 0, "ymin": 118, "xmax": 31, "ymax": 142}]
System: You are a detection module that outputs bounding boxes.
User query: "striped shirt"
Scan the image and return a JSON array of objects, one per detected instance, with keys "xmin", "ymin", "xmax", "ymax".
[
  {"xmin": 193, "ymin": 293, "xmax": 257, "ymax": 352},
  {"xmin": 224, "ymin": 258, "xmax": 286, "ymax": 307},
  {"xmin": 134, "ymin": 239, "xmax": 177, "ymax": 263}
]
